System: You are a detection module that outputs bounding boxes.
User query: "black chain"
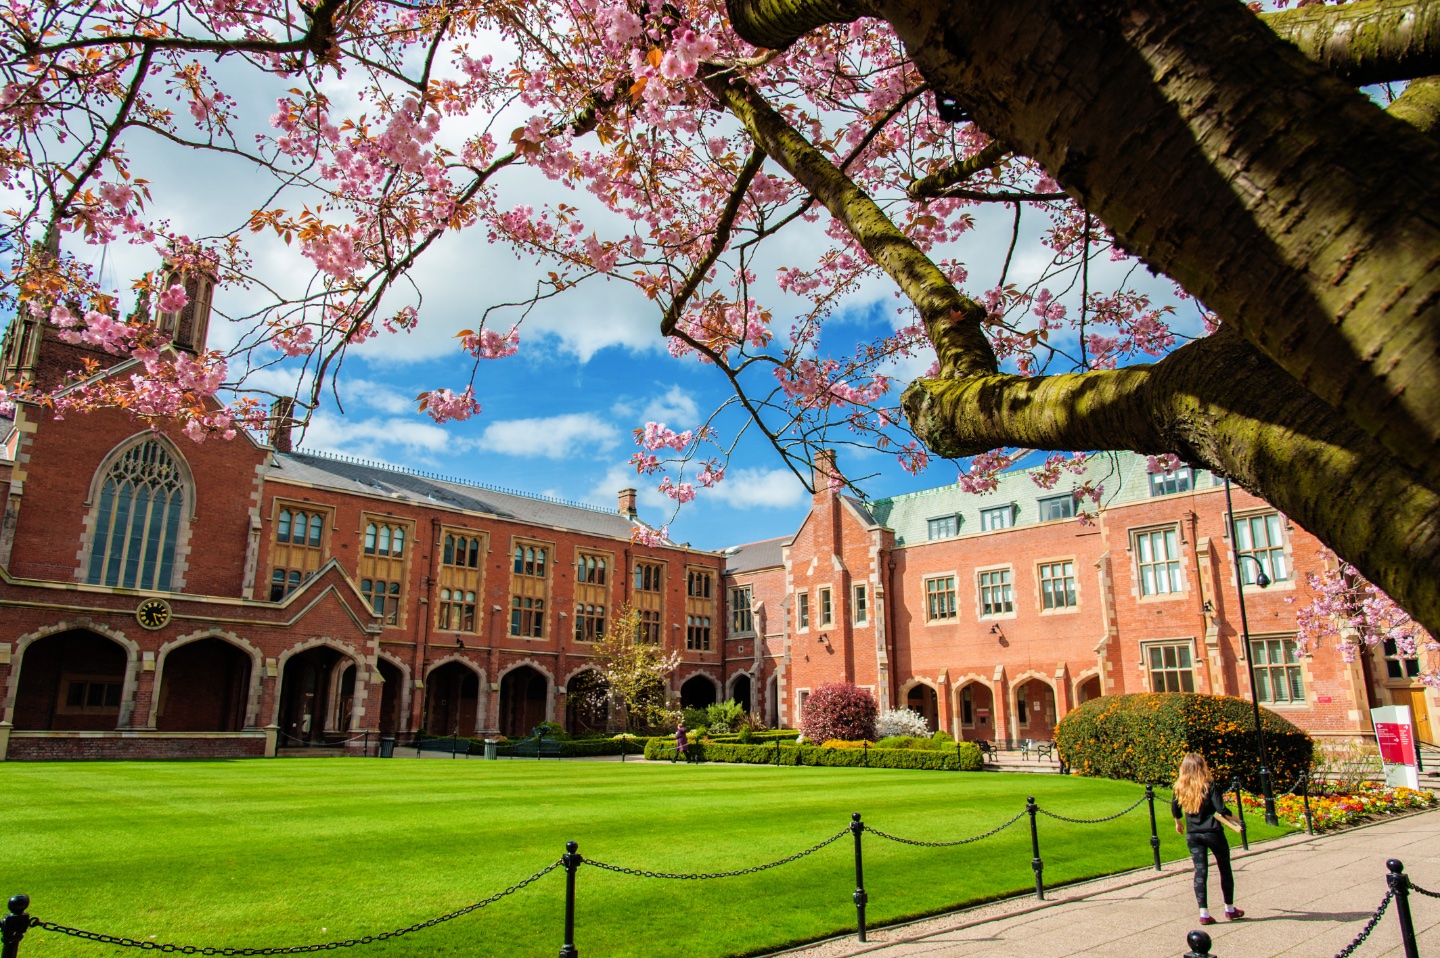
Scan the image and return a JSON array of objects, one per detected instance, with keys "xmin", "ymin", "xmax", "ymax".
[
  {"xmin": 1036, "ymin": 794, "xmax": 1147, "ymax": 825},
  {"xmin": 33, "ymin": 860, "xmax": 562, "ymax": 954},
  {"xmin": 1409, "ymin": 882, "xmax": 1440, "ymax": 899},
  {"xmin": 1332, "ymin": 890, "xmax": 1393, "ymax": 958},
  {"xmin": 583, "ymin": 827, "xmax": 849, "ymax": 880},
  {"xmin": 864, "ymin": 809, "xmax": 1028, "ymax": 848}
]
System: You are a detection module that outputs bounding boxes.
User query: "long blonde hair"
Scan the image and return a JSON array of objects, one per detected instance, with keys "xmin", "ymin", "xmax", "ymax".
[{"xmin": 1174, "ymin": 753, "xmax": 1212, "ymax": 815}]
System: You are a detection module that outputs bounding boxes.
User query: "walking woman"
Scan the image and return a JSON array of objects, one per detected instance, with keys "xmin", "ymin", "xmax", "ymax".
[{"xmin": 1172, "ymin": 752, "xmax": 1246, "ymax": 925}]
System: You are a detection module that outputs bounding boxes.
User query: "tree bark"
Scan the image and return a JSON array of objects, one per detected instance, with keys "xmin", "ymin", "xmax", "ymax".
[
  {"xmin": 1262, "ymin": 0, "xmax": 1440, "ymax": 85},
  {"xmin": 729, "ymin": 0, "xmax": 1440, "ymax": 495}
]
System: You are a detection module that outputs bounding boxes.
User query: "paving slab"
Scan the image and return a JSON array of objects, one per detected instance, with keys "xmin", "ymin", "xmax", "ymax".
[{"xmin": 771, "ymin": 811, "xmax": 1440, "ymax": 958}]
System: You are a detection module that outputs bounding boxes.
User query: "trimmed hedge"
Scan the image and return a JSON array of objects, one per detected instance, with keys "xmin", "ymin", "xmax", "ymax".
[
  {"xmin": 955, "ymin": 741, "xmax": 984, "ymax": 771},
  {"xmin": 704, "ymin": 730, "xmax": 800, "ymax": 745},
  {"xmin": 643, "ymin": 738, "xmax": 980, "ymax": 771},
  {"xmin": 1055, "ymin": 693, "xmax": 1313, "ymax": 790}
]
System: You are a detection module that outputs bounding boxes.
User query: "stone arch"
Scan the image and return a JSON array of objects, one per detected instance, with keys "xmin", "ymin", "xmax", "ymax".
[
  {"xmin": 898, "ymin": 678, "xmax": 940, "ymax": 732},
  {"xmin": 149, "ymin": 628, "xmax": 264, "ymax": 729},
  {"xmin": 951, "ymin": 675, "xmax": 997, "ymax": 742},
  {"xmin": 563, "ymin": 665, "xmax": 610, "ymax": 735},
  {"xmin": 374, "ymin": 651, "xmax": 410, "ymax": 735},
  {"xmin": 496, "ymin": 659, "xmax": 554, "ymax": 737},
  {"xmin": 765, "ymin": 672, "xmax": 780, "ymax": 728},
  {"xmin": 84, "ymin": 431, "xmax": 199, "ymax": 518},
  {"xmin": 679, "ymin": 671, "xmax": 720, "ymax": 709},
  {"xmin": 1072, "ymin": 667, "xmax": 1104, "ymax": 705},
  {"xmin": 1010, "ymin": 670, "xmax": 1059, "ymax": 743},
  {"xmin": 4, "ymin": 619, "xmax": 139, "ymax": 727},
  {"xmin": 726, "ymin": 670, "xmax": 753, "ymax": 713},
  {"xmin": 271, "ymin": 637, "xmax": 368, "ymax": 742},
  {"xmin": 424, "ymin": 655, "xmax": 486, "ymax": 737}
]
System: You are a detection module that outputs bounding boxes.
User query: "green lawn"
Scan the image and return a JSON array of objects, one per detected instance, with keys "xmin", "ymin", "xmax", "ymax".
[{"xmin": 2, "ymin": 760, "xmax": 1292, "ymax": 958}]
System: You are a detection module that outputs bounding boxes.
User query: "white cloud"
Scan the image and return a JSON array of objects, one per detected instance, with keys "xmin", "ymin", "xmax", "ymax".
[
  {"xmin": 297, "ymin": 413, "xmax": 456, "ymax": 460},
  {"xmin": 638, "ymin": 384, "xmax": 700, "ymax": 425},
  {"xmin": 585, "ymin": 462, "xmax": 669, "ymax": 512},
  {"xmin": 705, "ymin": 467, "xmax": 807, "ymax": 510},
  {"xmin": 477, "ymin": 412, "xmax": 620, "ymax": 459},
  {"xmin": 334, "ymin": 378, "xmax": 418, "ymax": 415}
]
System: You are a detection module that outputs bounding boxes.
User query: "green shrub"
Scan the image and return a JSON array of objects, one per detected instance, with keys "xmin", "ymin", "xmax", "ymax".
[
  {"xmin": 681, "ymin": 707, "xmax": 709, "ymax": 730},
  {"xmin": 705, "ymin": 700, "xmax": 748, "ymax": 733},
  {"xmin": 1055, "ymin": 693, "xmax": 1312, "ymax": 791},
  {"xmin": 643, "ymin": 738, "xmax": 975, "ymax": 771},
  {"xmin": 955, "ymin": 741, "xmax": 984, "ymax": 771},
  {"xmin": 932, "ymin": 730, "xmax": 956, "ymax": 745},
  {"xmin": 737, "ymin": 726, "xmax": 754, "ymax": 744},
  {"xmin": 704, "ymin": 729, "xmax": 798, "ymax": 745},
  {"xmin": 875, "ymin": 735, "xmax": 943, "ymax": 751}
]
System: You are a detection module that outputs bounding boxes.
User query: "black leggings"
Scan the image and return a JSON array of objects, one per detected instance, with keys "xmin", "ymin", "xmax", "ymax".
[{"xmin": 1187, "ymin": 831, "xmax": 1234, "ymax": 909}]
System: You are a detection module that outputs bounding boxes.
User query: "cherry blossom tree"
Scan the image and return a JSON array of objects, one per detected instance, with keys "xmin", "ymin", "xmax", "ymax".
[
  {"xmin": 3, "ymin": 0, "xmax": 1440, "ymax": 634},
  {"xmin": 1293, "ymin": 551, "xmax": 1439, "ymax": 689}
]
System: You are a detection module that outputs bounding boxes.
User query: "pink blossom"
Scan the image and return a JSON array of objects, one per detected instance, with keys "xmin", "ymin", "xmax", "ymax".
[
  {"xmin": 156, "ymin": 284, "xmax": 189, "ymax": 313},
  {"xmin": 420, "ymin": 386, "xmax": 480, "ymax": 423}
]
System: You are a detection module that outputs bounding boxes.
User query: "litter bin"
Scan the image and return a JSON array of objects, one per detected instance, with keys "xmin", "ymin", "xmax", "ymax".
[
  {"xmin": 379, "ymin": 735, "xmax": 395, "ymax": 758},
  {"xmin": 484, "ymin": 738, "xmax": 499, "ymax": 760}
]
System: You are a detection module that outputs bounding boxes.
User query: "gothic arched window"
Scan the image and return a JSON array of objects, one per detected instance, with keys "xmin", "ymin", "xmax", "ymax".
[{"xmin": 86, "ymin": 440, "xmax": 188, "ymax": 590}]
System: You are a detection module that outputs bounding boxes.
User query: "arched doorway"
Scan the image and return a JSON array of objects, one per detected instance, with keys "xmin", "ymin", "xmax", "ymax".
[
  {"xmin": 680, "ymin": 675, "xmax": 717, "ymax": 709},
  {"xmin": 376, "ymin": 658, "xmax": 404, "ymax": 734},
  {"xmin": 156, "ymin": 638, "xmax": 251, "ymax": 731},
  {"xmin": 425, "ymin": 662, "xmax": 481, "ymax": 737},
  {"xmin": 956, "ymin": 682, "xmax": 995, "ymax": 742},
  {"xmin": 277, "ymin": 645, "xmax": 352, "ymax": 745},
  {"xmin": 499, "ymin": 666, "xmax": 548, "ymax": 737},
  {"xmin": 1076, "ymin": 675, "xmax": 1102, "ymax": 704},
  {"xmin": 731, "ymin": 674, "xmax": 752, "ymax": 713},
  {"xmin": 1014, "ymin": 679, "xmax": 1058, "ymax": 743},
  {"xmin": 766, "ymin": 674, "xmax": 780, "ymax": 728},
  {"xmin": 905, "ymin": 684, "xmax": 939, "ymax": 732},
  {"xmin": 12, "ymin": 630, "xmax": 129, "ymax": 730},
  {"xmin": 331, "ymin": 665, "xmax": 357, "ymax": 734},
  {"xmin": 565, "ymin": 670, "xmax": 610, "ymax": 735}
]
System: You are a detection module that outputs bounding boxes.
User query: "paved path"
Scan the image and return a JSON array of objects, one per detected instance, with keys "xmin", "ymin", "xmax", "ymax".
[{"xmin": 779, "ymin": 811, "xmax": 1440, "ymax": 958}]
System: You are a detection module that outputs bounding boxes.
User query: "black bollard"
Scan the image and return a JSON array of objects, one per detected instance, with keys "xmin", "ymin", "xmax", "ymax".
[
  {"xmin": 1184, "ymin": 929, "xmax": 1214, "ymax": 958},
  {"xmin": 1299, "ymin": 772, "xmax": 1313, "ymax": 836},
  {"xmin": 1146, "ymin": 785, "xmax": 1162, "ymax": 872},
  {"xmin": 1027, "ymin": 796, "xmax": 1045, "ymax": 900},
  {"xmin": 1387, "ymin": 860, "xmax": 1419, "ymax": 958},
  {"xmin": 1230, "ymin": 780, "xmax": 1248, "ymax": 851},
  {"xmin": 559, "ymin": 841, "xmax": 581, "ymax": 958},
  {"xmin": 851, "ymin": 813, "xmax": 868, "ymax": 942},
  {"xmin": 1, "ymin": 895, "xmax": 31, "ymax": 958}
]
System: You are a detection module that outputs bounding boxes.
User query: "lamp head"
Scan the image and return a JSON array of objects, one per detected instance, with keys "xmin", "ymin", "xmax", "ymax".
[{"xmin": 1256, "ymin": 570, "xmax": 1271, "ymax": 589}]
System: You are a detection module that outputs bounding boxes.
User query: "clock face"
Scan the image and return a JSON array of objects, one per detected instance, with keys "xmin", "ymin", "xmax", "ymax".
[{"xmin": 136, "ymin": 598, "xmax": 172, "ymax": 630}]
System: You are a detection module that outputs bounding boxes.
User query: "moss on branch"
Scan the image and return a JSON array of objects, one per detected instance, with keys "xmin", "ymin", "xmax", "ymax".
[
  {"xmin": 724, "ymin": 0, "xmax": 874, "ymax": 50},
  {"xmin": 1263, "ymin": 0, "xmax": 1440, "ymax": 85}
]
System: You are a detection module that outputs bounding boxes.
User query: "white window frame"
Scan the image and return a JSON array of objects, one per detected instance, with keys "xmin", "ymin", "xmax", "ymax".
[
  {"xmin": 980, "ymin": 505, "xmax": 1015, "ymax": 531},
  {"xmin": 927, "ymin": 514, "xmax": 959, "ymax": 540},
  {"xmin": 852, "ymin": 583, "xmax": 868, "ymax": 624},
  {"xmin": 1133, "ymin": 525, "xmax": 1185, "ymax": 597},
  {"xmin": 1038, "ymin": 559, "xmax": 1078, "ymax": 611},
  {"xmin": 1142, "ymin": 639, "xmax": 1197, "ymax": 693},
  {"xmin": 976, "ymin": 566, "xmax": 1015, "ymax": 618},
  {"xmin": 818, "ymin": 586, "xmax": 834, "ymax": 627}
]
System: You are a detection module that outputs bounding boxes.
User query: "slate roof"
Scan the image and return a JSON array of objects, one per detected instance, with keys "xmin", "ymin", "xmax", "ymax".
[
  {"xmin": 866, "ymin": 451, "xmax": 1223, "ymax": 547},
  {"xmin": 723, "ymin": 536, "xmax": 789, "ymax": 574},
  {"xmin": 271, "ymin": 450, "xmax": 646, "ymax": 541}
]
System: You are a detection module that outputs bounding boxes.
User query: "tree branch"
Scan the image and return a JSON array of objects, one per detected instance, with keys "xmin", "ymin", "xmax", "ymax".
[
  {"xmin": 724, "ymin": 0, "xmax": 874, "ymax": 51},
  {"xmin": 661, "ymin": 145, "xmax": 767, "ymax": 336},
  {"xmin": 902, "ymin": 324, "xmax": 1440, "ymax": 636},
  {"xmin": 907, "ymin": 141, "xmax": 1007, "ymax": 200},
  {"xmin": 701, "ymin": 67, "xmax": 997, "ymax": 378},
  {"xmin": 1263, "ymin": 0, "xmax": 1440, "ymax": 86},
  {"xmin": 1389, "ymin": 75, "xmax": 1440, "ymax": 138}
]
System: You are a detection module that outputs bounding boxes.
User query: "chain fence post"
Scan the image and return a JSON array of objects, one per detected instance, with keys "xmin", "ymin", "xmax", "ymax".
[
  {"xmin": 1387, "ymin": 860, "xmax": 1419, "ymax": 958},
  {"xmin": 1230, "ymin": 780, "xmax": 1248, "ymax": 851},
  {"xmin": 559, "ymin": 841, "xmax": 581, "ymax": 958},
  {"xmin": 1300, "ymin": 772, "xmax": 1313, "ymax": 836},
  {"xmin": 1184, "ymin": 929, "xmax": 1214, "ymax": 958},
  {"xmin": 2, "ymin": 895, "xmax": 31, "ymax": 958},
  {"xmin": 1026, "ymin": 796, "xmax": 1044, "ymax": 900},
  {"xmin": 1145, "ymin": 785, "xmax": 1162, "ymax": 872},
  {"xmin": 850, "ymin": 813, "xmax": 868, "ymax": 942}
]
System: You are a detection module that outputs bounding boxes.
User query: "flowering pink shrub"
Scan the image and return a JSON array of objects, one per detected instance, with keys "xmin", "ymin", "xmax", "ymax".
[{"xmin": 800, "ymin": 683, "xmax": 878, "ymax": 743}]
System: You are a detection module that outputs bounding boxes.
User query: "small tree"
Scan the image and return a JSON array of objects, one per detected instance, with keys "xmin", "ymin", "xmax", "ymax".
[
  {"xmin": 580, "ymin": 605, "xmax": 680, "ymax": 733},
  {"xmin": 875, "ymin": 708, "xmax": 931, "ymax": 739},
  {"xmin": 800, "ymin": 683, "xmax": 878, "ymax": 742}
]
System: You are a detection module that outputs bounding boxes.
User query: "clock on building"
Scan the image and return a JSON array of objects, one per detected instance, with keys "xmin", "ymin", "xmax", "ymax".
[{"xmin": 135, "ymin": 597, "xmax": 172, "ymax": 630}]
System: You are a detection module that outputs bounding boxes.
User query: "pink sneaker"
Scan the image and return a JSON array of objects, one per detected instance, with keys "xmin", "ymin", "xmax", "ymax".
[
  {"xmin": 1199, "ymin": 916, "xmax": 1217, "ymax": 926},
  {"xmin": 1226, "ymin": 908, "xmax": 1246, "ymax": 920}
]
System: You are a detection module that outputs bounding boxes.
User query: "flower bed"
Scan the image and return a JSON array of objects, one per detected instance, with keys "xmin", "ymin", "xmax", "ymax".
[{"xmin": 1239, "ymin": 782, "xmax": 1436, "ymax": 831}]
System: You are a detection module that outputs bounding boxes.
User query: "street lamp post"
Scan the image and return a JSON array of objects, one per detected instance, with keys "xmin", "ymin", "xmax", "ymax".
[{"xmin": 1224, "ymin": 479, "xmax": 1279, "ymax": 826}]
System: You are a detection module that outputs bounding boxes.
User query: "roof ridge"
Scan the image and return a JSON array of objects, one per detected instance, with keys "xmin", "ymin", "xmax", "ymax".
[{"xmin": 285, "ymin": 448, "xmax": 614, "ymax": 516}]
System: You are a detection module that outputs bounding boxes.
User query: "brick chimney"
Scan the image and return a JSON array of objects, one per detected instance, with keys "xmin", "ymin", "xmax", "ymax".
[
  {"xmin": 618, "ymin": 488, "xmax": 638, "ymax": 518},
  {"xmin": 812, "ymin": 449, "xmax": 840, "ymax": 493},
  {"xmin": 269, "ymin": 398, "xmax": 295, "ymax": 453}
]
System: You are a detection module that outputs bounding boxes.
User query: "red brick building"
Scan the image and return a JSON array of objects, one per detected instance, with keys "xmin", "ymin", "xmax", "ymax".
[
  {"xmin": 723, "ymin": 452, "xmax": 1437, "ymax": 748},
  {"xmin": 0, "ymin": 288, "xmax": 725, "ymax": 760}
]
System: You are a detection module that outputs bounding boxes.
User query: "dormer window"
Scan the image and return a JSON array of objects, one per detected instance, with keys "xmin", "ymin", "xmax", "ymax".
[
  {"xmin": 1037, "ymin": 494, "xmax": 1075, "ymax": 522},
  {"xmin": 927, "ymin": 515, "xmax": 959, "ymax": 540}
]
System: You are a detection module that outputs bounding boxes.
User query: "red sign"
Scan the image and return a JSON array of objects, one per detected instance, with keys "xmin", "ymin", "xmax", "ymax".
[
  {"xmin": 1376, "ymin": 721, "xmax": 1417, "ymax": 766},
  {"xmin": 1316, "ymin": 695, "xmax": 1332, "ymax": 703}
]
